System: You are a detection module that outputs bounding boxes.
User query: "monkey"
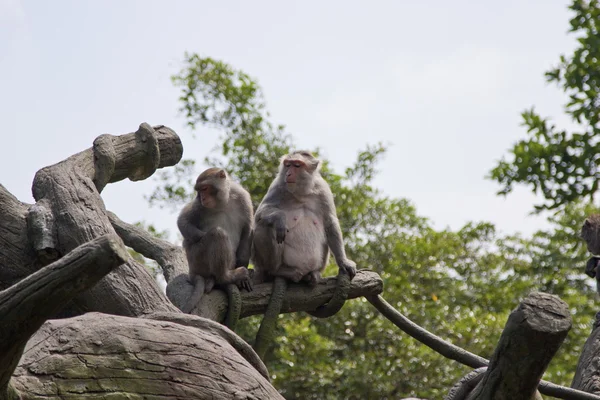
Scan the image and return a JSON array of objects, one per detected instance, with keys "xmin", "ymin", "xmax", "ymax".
[
  {"xmin": 251, "ymin": 151, "xmax": 357, "ymax": 357},
  {"xmin": 252, "ymin": 151, "xmax": 357, "ymax": 284},
  {"xmin": 581, "ymin": 214, "xmax": 600, "ymax": 284},
  {"xmin": 177, "ymin": 168, "xmax": 254, "ymax": 324}
]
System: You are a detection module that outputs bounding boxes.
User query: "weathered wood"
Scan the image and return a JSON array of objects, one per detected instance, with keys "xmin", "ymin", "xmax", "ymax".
[
  {"xmin": 11, "ymin": 313, "xmax": 283, "ymax": 399},
  {"xmin": 29, "ymin": 123, "xmax": 182, "ymax": 317},
  {"xmin": 0, "ymin": 235, "xmax": 128, "ymax": 392},
  {"xmin": 107, "ymin": 211, "xmax": 187, "ymax": 282},
  {"xmin": 467, "ymin": 292, "xmax": 571, "ymax": 400},
  {"xmin": 369, "ymin": 294, "xmax": 599, "ymax": 400},
  {"xmin": 171, "ymin": 269, "xmax": 383, "ymax": 322},
  {"xmin": 572, "ymin": 313, "xmax": 600, "ymax": 393},
  {"xmin": 0, "ymin": 185, "xmax": 38, "ymax": 292}
]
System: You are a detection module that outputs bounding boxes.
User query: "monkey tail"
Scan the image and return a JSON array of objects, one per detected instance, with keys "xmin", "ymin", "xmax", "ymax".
[
  {"xmin": 253, "ymin": 276, "xmax": 287, "ymax": 360},
  {"xmin": 308, "ymin": 272, "xmax": 350, "ymax": 318},
  {"xmin": 181, "ymin": 275, "xmax": 206, "ymax": 314},
  {"xmin": 224, "ymin": 284, "xmax": 242, "ymax": 331}
]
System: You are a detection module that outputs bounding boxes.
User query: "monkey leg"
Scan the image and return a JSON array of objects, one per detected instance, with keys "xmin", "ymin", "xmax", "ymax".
[
  {"xmin": 273, "ymin": 264, "xmax": 305, "ymax": 283},
  {"xmin": 181, "ymin": 274, "xmax": 206, "ymax": 314},
  {"xmin": 252, "ymin": 223, "xmax": 284, "ymax": 280},
  {"xmin": 302, "ymin": 270, "xmax": 322, "ymax": 288},
  {"xmin": 253, "ymin": 276, "xmax": 288, "ymax": 360}
]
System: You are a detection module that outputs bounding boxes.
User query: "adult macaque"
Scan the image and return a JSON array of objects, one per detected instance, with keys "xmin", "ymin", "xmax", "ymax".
[
  {"xmin": 177, "ymin": 168, "xmax": 253, "ymax": 322},
  {"xmin": 251, "ymin": 151, "xmax": 356, "ymax": 357},
  {"xmin": 252, "ymin": 151, "xmax": 357, "ymax": 284},
  {"xmin": 581, "ymin": 214, "xmax": 600, "ymax": 285}
]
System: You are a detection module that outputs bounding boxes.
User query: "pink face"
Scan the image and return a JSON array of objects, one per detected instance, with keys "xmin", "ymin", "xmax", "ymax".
[
  {"xmin": 198, "ymin": 184, "xmax": 217, "ymax": 208},
  {"xmin": 284, "ymin": 159, "xmax": 305, "ymax": 183}
]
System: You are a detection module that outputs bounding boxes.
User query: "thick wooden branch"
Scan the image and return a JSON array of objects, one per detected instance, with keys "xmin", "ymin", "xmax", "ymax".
[
  {"xmin": 572, "ymin": 313, "xmax": 600, "ymax": 393},
  {"xmin": 0, "ymin": 185, "xmax": 38, "ymax": 292},
  {"xmin": 11, "ymin": 313, "xmax": 283, "ymax": 399},
  {"xmin": 107, "ymin": 211, "xmax": 187, "ymax": 282},
  {"xmin": 0, "ymin": 235, "xmax": 128, "ymax": 391},
  {"xmin": 170, "ymin": 269, "xmax": 383, "ymax": 322},
  {"xmin": 369, "ymin": 294, "xmax": 600, "ymax": 400},
  {"xmin": 467, "ymin": 292, "xmax": 571, "ymax": 400},
  {"xmin": 26, "ymin": 123, "xmax": 183, "ymax": 318}
]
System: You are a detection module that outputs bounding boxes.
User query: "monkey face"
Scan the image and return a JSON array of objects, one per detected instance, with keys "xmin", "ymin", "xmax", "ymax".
[
  {"xmin": 199, "ymin": 185, "xmax": 218, "ymax": 208},
  {"xmin": 284, "ymin": 160, "xmax": 304, "ymax": 184}
]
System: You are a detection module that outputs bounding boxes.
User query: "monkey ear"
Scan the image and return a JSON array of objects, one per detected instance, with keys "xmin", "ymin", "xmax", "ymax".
[
  {"xmin": 585, "ymin": 219, "xmax": 592, "ymax": 227},
  {"xmin": 218, "ymin": 170, "xmax": 227, "ymax": 179}
]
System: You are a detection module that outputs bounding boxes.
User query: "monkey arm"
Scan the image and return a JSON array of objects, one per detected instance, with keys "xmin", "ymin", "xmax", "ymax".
[
  {"xmin": 322, "ymin": 192, "xmax": 357, "ymax": 279},
  {"xmin": 235, "ymin": 224, "xmax": 252, "ymax": 267},
  {"xmin": 176, "ymin": 208, "xmax": 206, "ymax": 243}
]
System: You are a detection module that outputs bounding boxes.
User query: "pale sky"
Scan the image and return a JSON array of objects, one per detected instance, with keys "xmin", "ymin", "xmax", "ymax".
[{"xmin": 0, "ymin": 0, "xmax": 579, "ymax": 241}]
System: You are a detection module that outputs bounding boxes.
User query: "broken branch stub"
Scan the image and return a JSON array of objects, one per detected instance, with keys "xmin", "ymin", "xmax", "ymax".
[{"xmin": 466, "ymin": 292, "xmax": 571, "ymax": 400}]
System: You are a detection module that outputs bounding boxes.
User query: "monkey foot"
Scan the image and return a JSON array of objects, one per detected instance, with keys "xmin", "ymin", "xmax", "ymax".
[{"xmin": 304, "ymin": 271, "xmax": 321, "ymax": 288}]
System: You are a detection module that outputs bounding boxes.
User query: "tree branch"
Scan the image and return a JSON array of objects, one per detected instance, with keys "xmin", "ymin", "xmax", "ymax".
[
  {"xmin": 0, "ymin": 184, "xmax": 38, "ymax": 292},
  {"xmin": 0, "ymin": 234, "xmax": 128, "ymax": 391},
  {"xmin": 28, "ymin": 123, "xmax": 183, "ymax": 317},
  {"xmin": 467, "ymin": 292, "xmax": 570, "ymax": 400},
  {"xmin": 368, "ymin": 294, "xmax": 600, "ymax": 400},
  {"xmin": 170, "ymin": 269, "xmax": 383, "ymax": 322},
  {"xmin": 107, "ymin": 211, "xmax": 187, "ymax": 282}
]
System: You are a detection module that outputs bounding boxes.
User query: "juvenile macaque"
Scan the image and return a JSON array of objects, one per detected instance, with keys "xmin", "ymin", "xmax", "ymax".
[
  {"xmin": 251, "ymin": 151, "xmax": 356, "ymax": 358},
  {"xmin": 177, "ymin": 168, "xmax": 253, "ymax": 315},
  {"xmin": 253, "ymin": 151, "xmax": 357, "ymax": 285},
  {"xmin": 581, "ymin": 214, "xmax": 600, "ymax": 283}
]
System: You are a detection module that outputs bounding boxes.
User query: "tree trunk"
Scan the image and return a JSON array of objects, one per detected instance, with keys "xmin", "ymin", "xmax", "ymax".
[
  {"xmin": 0, "ymin": 123, "xmax": 282, "ymax": 399},
  {"xmin": 466, "ymin": 292, "xmax": 571, "ymax": 400}
]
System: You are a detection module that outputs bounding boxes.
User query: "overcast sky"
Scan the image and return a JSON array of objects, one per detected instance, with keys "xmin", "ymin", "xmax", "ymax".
[{"xmin": 0, "ymin": 0, "xmax": 579, "ymax": 240}]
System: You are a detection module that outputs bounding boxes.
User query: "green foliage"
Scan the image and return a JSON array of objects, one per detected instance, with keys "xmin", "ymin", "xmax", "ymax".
[
  {"xmin": 489, "ymin": 0, "xmax": 600, "ymax": 211},
  {"xmin": 154, "ymin": 53, "xmax": 599, "ymax": 399}
]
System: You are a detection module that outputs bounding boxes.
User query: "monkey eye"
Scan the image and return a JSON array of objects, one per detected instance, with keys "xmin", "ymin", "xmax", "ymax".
[
  {"xmin": 293, "ymin": 162, "xmax": 302, "ymax": 168},
  {"xmin": 284, "ymin": 162, "xmax": 291, "ymax": 168},
  {"xmin": 200, "ymin": 186, "xmax": 209, "ymax": 192}
]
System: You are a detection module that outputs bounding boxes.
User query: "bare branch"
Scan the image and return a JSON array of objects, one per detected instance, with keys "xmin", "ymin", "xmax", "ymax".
[
  {"xmin": 0, "ymin": 234, "xmax": 128, "ymax": 390},
  {"xmin": 368, "ymin": 294, "xmax": 600, "ymax": 400},
  {"xmin": 28, "ymin": 123, "xmax": 183, "ymax": 317},
  {"xmin": 467, "ymin": 292, "xmax": 570, "ymax": 400},
  {"xmin": 107, "ymin": 211, "xmax": 187, "ymax": 282},
  {"xmin": 171, "ymin": 269, "xmax": 383, "ymax": 322}
]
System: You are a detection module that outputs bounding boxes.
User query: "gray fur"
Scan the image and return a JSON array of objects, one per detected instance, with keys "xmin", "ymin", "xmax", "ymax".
[
  {"xmin": 252, "ymin": 152, "xmax": 356, "ymax": 285},
  {"xmin": 177, "ymin": 170, "xmax": 254, "ymax": 313}
]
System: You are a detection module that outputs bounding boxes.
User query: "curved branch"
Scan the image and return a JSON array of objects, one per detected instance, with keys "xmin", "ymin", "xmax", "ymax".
[
  {"xmin": 144, "ymin": 312, "xmax": 270, "ymax": 381},
  {"xmin": 0, "ymin": 234, "xmax": 128, "ymax": 390},
  {"xmin": 172, "ymin": 269, "xmax": 383, "ymax": 322},
  {"xmin": 368, "ymin": 295, "xmax": 600, "ymax": 400},
  {"xmin": 107, "ymin": 211, "xmax": 187, "ymax": 282},
  {"xmin": 28, "ymin": 123, "xmax": 183, "ymax": 317}
]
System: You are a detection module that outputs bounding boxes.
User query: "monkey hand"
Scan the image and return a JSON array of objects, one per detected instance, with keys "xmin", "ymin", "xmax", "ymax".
[
  {"xmin": 338, "ymin": 259, "xmax": 357, "ymax": 280},
  {"xmin": 586, "ymin": 257, "xmax": 599, "ymax": 278},
  {"xmin": 238, "ymin": 268, "xmax": 254, "ymax": 292}
]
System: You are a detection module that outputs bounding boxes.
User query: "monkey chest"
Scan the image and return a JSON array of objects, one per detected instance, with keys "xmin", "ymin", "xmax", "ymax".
[{"xmin": 285, "ymin": 208, "xmax": 325, "ymax": 238}]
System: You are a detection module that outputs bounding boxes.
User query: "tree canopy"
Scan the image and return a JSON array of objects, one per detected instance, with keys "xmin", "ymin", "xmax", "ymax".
[{"xmin": 147, "ymin": 37, "xmax": 600, "ymax": 397}]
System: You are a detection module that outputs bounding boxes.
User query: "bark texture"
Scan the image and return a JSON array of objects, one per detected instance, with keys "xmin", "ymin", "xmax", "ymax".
[
  {"xmin": 467, "ymin": 292, "xmax": 571, "ymax": 400},
  {"xmin": 12, "ymin": 313, "xmax": 282, "ymax": 399},
  {"xmin": 28, "ymin": 123, "xmax": 182, "ymax": 318},
  {"xmin": 572, "ymin": 312, "xmax": 600, "ymax": 393},
  {"xmin": 0, "ymin": 123, "xmax": 282, "ymax": 399},
  {"xmin": 0, "ymin": 234, "xmax": 128, "ymax": 392},
  {"xmin": 175, "ymin": 269, "xmax": 383, "ymax": 322}
]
